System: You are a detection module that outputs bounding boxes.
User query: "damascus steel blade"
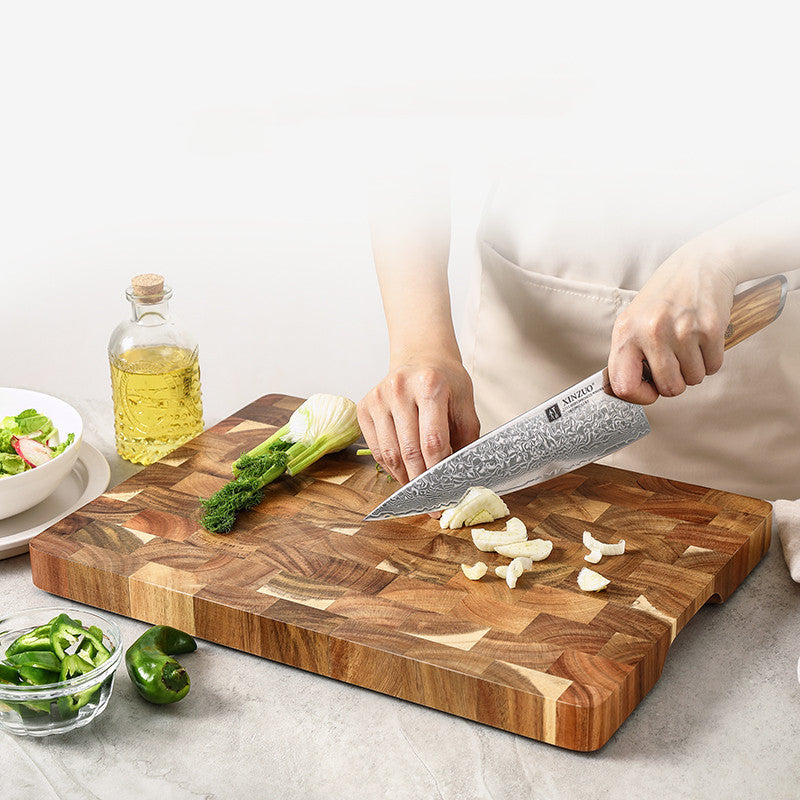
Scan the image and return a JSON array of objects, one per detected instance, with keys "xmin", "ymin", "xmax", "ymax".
[{"xmin": 364, "ymin": 369, "xmax": 650, "ymax": 520}]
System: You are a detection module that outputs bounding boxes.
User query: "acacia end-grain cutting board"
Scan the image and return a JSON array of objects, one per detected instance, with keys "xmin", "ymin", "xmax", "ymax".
[{"xmin": 29, "ymin": 394, "xmax": 772, "ymax": 751}]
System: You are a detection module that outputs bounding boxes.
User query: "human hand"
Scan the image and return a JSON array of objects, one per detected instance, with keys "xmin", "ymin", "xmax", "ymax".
[
  {"xmin": 357, "ymin": 356, "xmax": 481, "ymax": 484},
  {"xmin": 608, "ymin": 259, "xmax": 738, "ymax": 404}
]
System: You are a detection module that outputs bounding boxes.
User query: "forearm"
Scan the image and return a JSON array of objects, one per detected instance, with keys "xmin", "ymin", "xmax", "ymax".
[
  {"xmin": 369, "ymin": 170, "xmax": 460, "ymax": 367},
  {"xmin": 669, "ymin": 190, "xmax": 800, "ymax": 284},
  {"xmin": 373, "ymin": 245, "xmax": 460, "ymax": 368}
]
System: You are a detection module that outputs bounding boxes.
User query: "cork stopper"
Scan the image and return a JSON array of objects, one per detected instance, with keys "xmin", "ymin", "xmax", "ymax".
[{"xmin": 131, "ymin": 273, "xmax": 165, "ymax": 298}]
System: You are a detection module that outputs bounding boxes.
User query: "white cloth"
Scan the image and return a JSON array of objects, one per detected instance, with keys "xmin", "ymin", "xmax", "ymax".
[
  {"xmin": 776, "ymin": 500, "xmax": 800, "ymax": 583},
  {"xmin": 461, "ymin": 166, "xmax": 800, "ymax": 501}
]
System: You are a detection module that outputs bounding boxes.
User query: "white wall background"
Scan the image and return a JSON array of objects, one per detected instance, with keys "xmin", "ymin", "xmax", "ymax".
[{"xmin": 2, "ymin": 1, "xmax": 799, "ymax": 427}]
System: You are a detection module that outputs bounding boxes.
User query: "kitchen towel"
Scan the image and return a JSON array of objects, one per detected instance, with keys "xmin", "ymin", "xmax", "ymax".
[{"xmin": 775, "ymin": 499, "xmax": 800, "ymax": 582}]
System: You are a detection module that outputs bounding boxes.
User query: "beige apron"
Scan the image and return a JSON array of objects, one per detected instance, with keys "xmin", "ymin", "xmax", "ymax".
[{"xmin": 462, "ymin": 169, "xmax": 800, "ymax": 501}]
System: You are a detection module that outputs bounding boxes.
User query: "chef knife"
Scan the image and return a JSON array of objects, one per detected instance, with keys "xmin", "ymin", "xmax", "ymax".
[{"xmin": 365, "ymin": 274, "xmax": 788, "ymax": 521}]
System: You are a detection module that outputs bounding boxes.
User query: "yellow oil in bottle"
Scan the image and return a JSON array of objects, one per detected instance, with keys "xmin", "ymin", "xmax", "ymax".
[{"xmin": 110, "ymin": 344, "xmax": 204, "ymax": 465}]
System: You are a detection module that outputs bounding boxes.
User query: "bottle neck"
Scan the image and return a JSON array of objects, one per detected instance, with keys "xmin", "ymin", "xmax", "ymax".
[{"xmin": 126, "ymin": 287, "xmax": 173, "ymax": 324}]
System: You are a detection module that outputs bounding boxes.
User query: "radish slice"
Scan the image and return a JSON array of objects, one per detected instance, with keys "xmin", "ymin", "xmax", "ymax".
[{"xmin": 11, "ymin": 435, "xmax": 54, "ymax": 468}]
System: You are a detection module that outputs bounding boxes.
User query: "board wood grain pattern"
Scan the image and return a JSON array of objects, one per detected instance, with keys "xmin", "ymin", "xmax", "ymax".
[{"xmin": 29, "ymin": 394, "xmax": 772, "ymax": 751}]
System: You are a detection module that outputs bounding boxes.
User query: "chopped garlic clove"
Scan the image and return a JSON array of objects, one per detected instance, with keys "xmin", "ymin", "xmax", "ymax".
[
  {"xmin": 577, "ymin": 567, "xmax": 610, "ymax": 592},
  {"xmin": 472, "ymin": 527, "xmax": 528, "ymax": 552},
  {"xmin": 461, "ymin": 562, "xmax": 488, "ymax": 581},
  {"xmin": 582, "ymin": 530, "xmax": 625, "ymax": 556},
  {"xmin": 463, "ymin": 510, "xmax": 496, "ymax": 527},
  {"xmin": 495, "ymin": 558, "xmax": 528, "ymax": 589},
  {"xmin": 505, "ymin": 517, "xmax": 527, "ymax": 538},
  {"xmin": 584, "ymin": 548, "xmax": 602, "ymax": 564},
  {"xmin": 505, "ymin": 557, "xmax": 531, "ymax": 588},
  {"xmin": 439, "ymin": 487, "xmax": 509, "ymax": 530},
  {"xmin": 494, "ymin": 538, "xmax": 553, "ymax": 561}
]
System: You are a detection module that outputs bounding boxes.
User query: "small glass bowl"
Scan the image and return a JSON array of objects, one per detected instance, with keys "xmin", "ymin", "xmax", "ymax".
[{"xmin": 0, "ymin": 606, "xmax": 122, "ymax": 737}]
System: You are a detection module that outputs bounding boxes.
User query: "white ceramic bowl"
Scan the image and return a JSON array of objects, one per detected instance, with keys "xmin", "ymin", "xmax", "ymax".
[{"xmin": 0, "ymin": 388, "xmax": 84, "ymax": 520}]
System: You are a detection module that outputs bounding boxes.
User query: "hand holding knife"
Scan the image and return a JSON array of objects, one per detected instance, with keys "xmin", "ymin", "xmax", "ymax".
[{"xmin": 365, "ymin": 274, "xmax": 788, "ymax": 521}]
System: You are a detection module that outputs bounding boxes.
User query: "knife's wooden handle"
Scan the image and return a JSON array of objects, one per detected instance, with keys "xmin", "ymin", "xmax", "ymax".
[{"xmin": 723, "ymin": 274, "xmax": 788, "ymax": 350}]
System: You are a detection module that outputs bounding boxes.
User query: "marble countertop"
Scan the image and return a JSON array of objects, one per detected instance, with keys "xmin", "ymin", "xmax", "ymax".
[{"xmin": 2, "ymin": 393, "xmax": 799, "ymax": 800}]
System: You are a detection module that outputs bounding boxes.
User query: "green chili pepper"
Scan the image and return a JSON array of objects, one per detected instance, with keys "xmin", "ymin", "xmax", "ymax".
[
  {"xmin": 125, "ymin": 625, "xmax": 196, "ymax": 704},
  {"xmin": 48, "ymin": 613, "xmax": 89, "ymax": 660},
  {"xmin": 4, "ymin": 624, "xmax": 53, "ymax": 656},
  {"xmin": 56, "ymin": 654, "xmax": 101, "ymax": 717},
  {"xmin": 16, "ymin": 665, "xmax": 60, "ymax": 685},
  {"xmin": 7, "ymin": 649, "xmax": 62, "ymax": 673},
  {"xmin": 0, "ymin": 662, "xmax": 20, "ymax": 684}
]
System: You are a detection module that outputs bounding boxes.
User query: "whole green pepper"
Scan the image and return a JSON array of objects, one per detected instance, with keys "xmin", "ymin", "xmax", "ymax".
[{"xmin": 125, "ymin": 625, "xmax": 196, "ymax": 704}]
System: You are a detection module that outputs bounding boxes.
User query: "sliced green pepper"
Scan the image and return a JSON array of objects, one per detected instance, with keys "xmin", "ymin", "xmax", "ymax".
[
  {"xmin": 48, "ymin": 613, "xmax": 88, "ymax": 660},
  {"xmin": 4, "ymin": 623, "xmax": 53, "ymax": 656},
  {"xmin": 16, "ymin": 665, "xmax": 60, "ymax": 685},
  {"xmin": 125, "ymin": 625, "xmax": 196, "ymax": 704},
  {"xmin": 7, "ymin": 650, "xmax": 62, "ymax": 673},
  {"xmin": 0, "ymin": 661, "xmax": 53, "ymax": 714},
  {"xmin": 56, "ymin": 654, "xmax": 101, "ymax": 717},
  {"xmin": 2, "ymin": 616, "xmax": 113, "ymax": 720},
  {"xmin": 77, "ymin": 634, "xmax": 111, "ymax": 667},
  {"xmin": 0, "ymin": 662, "xmax": 20, "ymax": 684},
  {"xmin": 46, "ymin": 613, "xmax": 110, "ymax": 666}
]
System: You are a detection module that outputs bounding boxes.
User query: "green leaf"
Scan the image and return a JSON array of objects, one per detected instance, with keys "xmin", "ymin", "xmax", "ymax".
[{"xmin": 0, "ymin": 453, "xmax": 27, "ymax": 475}]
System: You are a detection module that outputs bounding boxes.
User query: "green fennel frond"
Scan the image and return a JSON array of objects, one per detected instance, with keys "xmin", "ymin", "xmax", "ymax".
[
  {"xmin": 233, "ymin": 448, "xmax": 290, "ymax": 481},
  {"xmin": 199, "ymin": 478, "xmax": 265, "ymax": 534}
]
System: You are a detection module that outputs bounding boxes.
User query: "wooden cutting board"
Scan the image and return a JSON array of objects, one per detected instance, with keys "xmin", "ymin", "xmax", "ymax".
[{"xmin": 29, "ymin": 394, "xmax": 772, "ymax": 751}]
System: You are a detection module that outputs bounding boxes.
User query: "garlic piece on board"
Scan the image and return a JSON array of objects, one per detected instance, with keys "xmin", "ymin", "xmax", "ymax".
[
  {"xmin": 577, "ymin": 567, "xmax": 610, "ymax": 592},
  {"xmin": 584, "ymin": 549, "xmax": 603, "ymax": 564},
  {"xmin": 505, "ymin": 557, "xmax": 531, "ymax": 588},
  {"xmin": 439, "ymin": 487, "xmax": 509, "ymax": 530},
  {"xmin": 461, "ymin": 562, "xmax": 488, "ymax": 581},
  {"xmin": 494, "ymin": 539, "xmax": 553, "ymax": 560},
  {"xmin": 472, "ymin": 527, "xmax": 528, "ymax": 552},
  {"xmin": 582, "ymin": 530, "xmax": 625, "ymax": 556}
]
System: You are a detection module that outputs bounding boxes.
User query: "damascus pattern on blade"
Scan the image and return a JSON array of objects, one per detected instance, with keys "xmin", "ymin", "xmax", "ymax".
[{"xmin": 370, "ymin": 371, "xmax": 650, "ymax": 518}]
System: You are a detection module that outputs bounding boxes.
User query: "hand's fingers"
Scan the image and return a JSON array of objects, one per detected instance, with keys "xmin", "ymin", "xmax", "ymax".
[
  {"xmin": 608, "ymin": 344, "xmax": 659, "ymax": 405},
  {"xmin": 356, "ymin": 400, "xmax": 379, "ymax": 455},
  {"xmin": 644, "ymin": 347, "xmax": 687, "ymax": 398},
  {"xmin": 449, "ymin": 403, "xmax": 481, "ymax": 451},
  {"xmin": 699, "ymin": 334, "xmax": 725, "ymax": 376},
  {"xmin": 673, "ymin": 341, "xmax": 707, "ymax": 386},
  {"xmin": 391, "ymin": 402, "xmax": 429, "ymax": 481},
  {"xmin": 370, "ymin": 409, "xmax": 410, "ymax": 484},
  {"xmin": 416, "ymin": 396, "xmax": 452, "ymax": 475}
]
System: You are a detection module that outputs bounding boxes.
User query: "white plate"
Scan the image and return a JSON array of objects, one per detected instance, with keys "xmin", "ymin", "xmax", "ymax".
[{"xmin": 0, "ymin": 443, "xmax": 110, "ymax": 559}]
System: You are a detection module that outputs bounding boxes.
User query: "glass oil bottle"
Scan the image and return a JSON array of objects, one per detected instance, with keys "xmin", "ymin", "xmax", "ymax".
[{"xmin": 108, "ymin": 273, "xmax": 204, "ymax": 465}]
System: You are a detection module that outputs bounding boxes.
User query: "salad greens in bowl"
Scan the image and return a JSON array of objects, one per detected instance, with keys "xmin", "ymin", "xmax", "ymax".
[{"xmin": 0, "ymin": 388, "xmax": 83, "ymax": 520}]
